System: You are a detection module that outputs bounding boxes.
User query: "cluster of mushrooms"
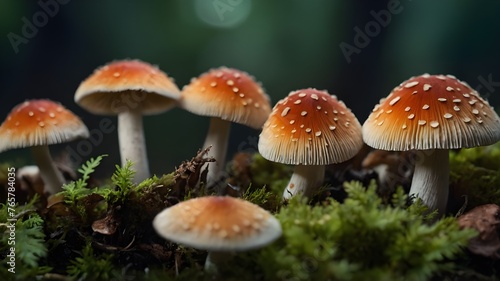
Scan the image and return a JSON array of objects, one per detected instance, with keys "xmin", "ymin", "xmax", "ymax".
[{"xmin": 1, "ymin": 60, "xmax": 500, "ymax": 272}]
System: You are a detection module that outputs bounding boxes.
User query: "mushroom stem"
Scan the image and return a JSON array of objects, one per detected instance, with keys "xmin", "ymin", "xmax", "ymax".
[
  {"xmin": 204, "ymin": 251, "xmax": 232, "ymax": 273},
  {"xmin": 409, "ymin": 149, "xmax": 449, "ymax": 215},
  {"xmin": 202, "ymin": 117, "xmax": 231, "ymax": 191},
  {"xmin": 118, "ymin": 109, "xmax": 149, "ymax": 182},
  {"xmin": 31, "ymin": 145, "xmax": 65, "ymax": 194},
  {"xmin": 283, "ymin": 165, "xmax": 325, "ymax": 199}
]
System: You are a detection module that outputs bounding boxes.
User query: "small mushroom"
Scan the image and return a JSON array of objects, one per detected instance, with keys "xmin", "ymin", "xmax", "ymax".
[
  {"xmin": 258, "ymin": 88, "xmax": 363, "ymax": 199},
  {"xmin": 363, "ymin": 74, "xmax": 500, "ymax": 214},
  {"xmin": 0, "ymin": 99, "xmax": 89, "ymax": 194},
  {"xmin": 74, "ymin": 59, "xmax": 181, "ymax": 182},
  {"xmin": 152, "ymin": 196, "xmax": 282, "ymax": 273},
  {"xmin": 180, "ymin": 67, "xmax": 272, "ymax": 190}
]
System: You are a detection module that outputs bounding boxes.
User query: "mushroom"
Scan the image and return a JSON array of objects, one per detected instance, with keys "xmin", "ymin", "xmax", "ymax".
[
  {"xmin": 0, "ymin": 99, "xmax": 90, "ymax": 194},
  {"xmin": 180, "ymin": 67, "xmax": 272, "ymax": 189},
  {"xmin": 74, "ymin": 59, "xmax": 181, "ymax": 182},
  {"xmin": 363, "ymin": 74, "xmax": 500, "ymax": 214},
  {"xmin": 152, "ymin": 196, "xmax": 282, "ymax": 273},
  {"xmin": 361, "ymin": 150, "xmax": 414, "ymax": 196},
  {"xmin": 258, "ymin": 88, "xmax": 363, "ymax": 199}
]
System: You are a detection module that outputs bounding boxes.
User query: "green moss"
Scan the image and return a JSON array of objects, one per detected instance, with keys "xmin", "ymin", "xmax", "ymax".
[
  {"xmin": 217, "ymin": 181, "xmax": 476, "ymax": 281},
  {"xmin": 242, "ymin": 185, "xmax": 282, "ymax": 212},
  {"xmin": 249, "ymin": 153, "xmax": 291, "ymax": 195},
  {"xmin": 66, "ymin": 242, "xmax": 119, "ymax": 280},
  {"xmin": 449, "ymin": 143, "xmax": 500, "ymax": 211}
]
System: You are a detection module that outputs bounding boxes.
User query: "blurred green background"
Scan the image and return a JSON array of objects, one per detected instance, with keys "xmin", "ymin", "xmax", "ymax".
[{"xmin": 1, "ymin": 0, "xmax": 499, "ymax": 177}]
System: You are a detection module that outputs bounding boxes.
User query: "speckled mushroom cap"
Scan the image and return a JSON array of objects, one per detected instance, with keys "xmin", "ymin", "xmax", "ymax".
[
  {"xmin": 363, "ymin": 74, "xmax": 500, "ymax": 151},
  {"xmin": 74, "ymin": 59, "xmax": 181, "ymax": 115},
  {"xmin": 152, "ymin": 196, "xmax": 282, "ymax": 251},
  {"xmin": 180, "ymin": 67, "xmax": 272, "ymax": 129},
  {"xmin": 258, "ymin": 88, "xmax": 363, "ymax": 165},
  {"xmin": 0, "ymin": 99, "xmax": 89, "ymax": 152}
]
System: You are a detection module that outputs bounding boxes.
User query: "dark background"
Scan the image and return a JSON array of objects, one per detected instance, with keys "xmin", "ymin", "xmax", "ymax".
[{"xmin": 1, "ymin": 0, "xmax": 499, "ymax": 177}]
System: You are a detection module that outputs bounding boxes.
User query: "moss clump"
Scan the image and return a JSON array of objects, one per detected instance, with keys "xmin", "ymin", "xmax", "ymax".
[
  {"xmin": 218, "ymin": 181, "xmax": 476, "ymax": 281},
  {"xmin": 449, "ymin": 143, "xmax": 500, "ymax": 212},
  {"xmin": 66, "ymin": 242, "xmax": 119, "ymax": 280},
  {"xmin": 249, "ymin": 153, "xmax": 292, "ymax": 195}
]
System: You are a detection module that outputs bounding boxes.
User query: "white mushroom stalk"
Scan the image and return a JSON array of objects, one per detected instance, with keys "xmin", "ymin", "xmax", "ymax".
[
  {"xmin": 118, "ymin": 108, "xmax": 150, "ymax": 183},
  {"xmin": 31, "ymin": 145, "xmax": 65, "ymax": 194},
  {"xmin": 283, "ymin": 165, "xmax": 325, "ymax": 199},
  {"xmin": 409, "ymin": 149, "xmax": 449, "ymax": 215},
  {"xmin": 202, "ymin": 117, "xmax": 231, "ymax": 190},
  {"xmin": 204, "ymin": 251, "xmax": 233, "ymax": 273}
]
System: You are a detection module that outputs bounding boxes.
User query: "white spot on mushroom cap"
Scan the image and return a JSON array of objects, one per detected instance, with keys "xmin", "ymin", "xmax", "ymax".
[
  {"xmin": 404, "ymin": 81, "xmax": 419, "ymax": 88},
  {"xmin": 281, "ymin": 107, "xmax": 290, "ymax": 117},
  {"xmin": 389, "ymin": 96, "xmax": 401, "ymax": 106},
  {"xmin": 423, "ymin": 84, "xmax": 432, "ymax": 91}
]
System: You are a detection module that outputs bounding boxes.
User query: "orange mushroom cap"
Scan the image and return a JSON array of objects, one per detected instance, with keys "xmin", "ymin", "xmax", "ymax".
[
  {"xmin": 0, "ymin": 99, "xmax": 89, "ymax": 152},
  {"xmin": 363, "ymin": 74, "xmax": 500, "ymax": 151},
  {"xmin": 258, "ymin": 88, "xmax": 363, "ymax": 165},
  {"xmin": 180, "ymin": 67, "xmax": 272, "ymax": 129},
  {"xmin": 74, "ymin": 59, "xmax": 180, "ymax": 115},
  {"xmin": 153, "ymin": 196, "xmax": 282, "ymax": 251}
]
